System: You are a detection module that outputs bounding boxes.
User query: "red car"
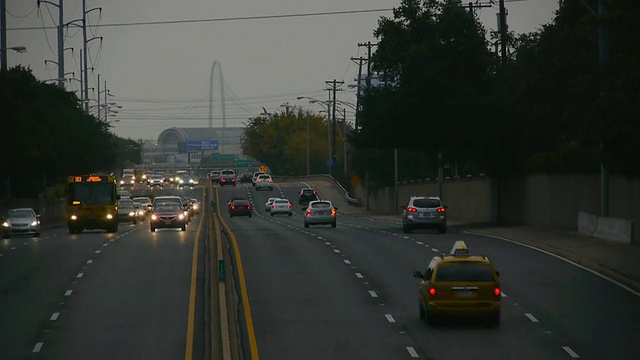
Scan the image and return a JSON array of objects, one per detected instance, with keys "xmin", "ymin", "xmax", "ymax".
[
  {"xmin": 229, "ymin": 199, "xmax": 252, "ymax": 218},
  {"xmin": 150, "ymin": 202, "xmax": 187, "ymax": 232}
]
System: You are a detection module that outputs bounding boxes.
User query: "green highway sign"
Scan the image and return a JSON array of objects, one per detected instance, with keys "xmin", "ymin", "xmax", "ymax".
[{"xmin": 237, "ymin": 160, "xmax": 252, "ymax": 168}]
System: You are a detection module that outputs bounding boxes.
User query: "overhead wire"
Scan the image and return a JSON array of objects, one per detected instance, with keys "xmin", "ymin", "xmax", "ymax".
[
  {"xmin": 37, "ymin": 6, "xmax": 57, "ymax": 57},
  {"xmin": 6, "ymin": 3, "xmax": 37, "ymax": 18}
]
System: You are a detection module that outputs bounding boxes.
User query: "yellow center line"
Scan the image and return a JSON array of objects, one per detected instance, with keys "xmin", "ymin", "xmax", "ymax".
[
  {"xmin": 185, "ymin": 189, "xmax": 205, "ymax": 360},
  {"xmin": 214, "ymin": 186, "xmax": 260, "ymax": 359}
]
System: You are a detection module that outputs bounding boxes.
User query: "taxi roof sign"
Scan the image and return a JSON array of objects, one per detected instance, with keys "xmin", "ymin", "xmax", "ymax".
[{"xmin": 450, "ymin": 240, "xmax": 470, "ymax": 255}]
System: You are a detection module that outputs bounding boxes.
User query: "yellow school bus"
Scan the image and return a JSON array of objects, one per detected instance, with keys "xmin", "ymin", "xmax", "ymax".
[{"xmin": 67, "ymin": 175, "xmax": 118, "ymax": 234}]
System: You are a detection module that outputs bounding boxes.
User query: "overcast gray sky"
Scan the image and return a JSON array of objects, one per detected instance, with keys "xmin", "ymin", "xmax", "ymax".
[{"xmin": 5, "ymin": 0, "xmax": 559, "ymax": 141}]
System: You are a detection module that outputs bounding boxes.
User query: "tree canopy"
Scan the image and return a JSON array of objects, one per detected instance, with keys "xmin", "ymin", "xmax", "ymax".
[{"xmin": 0, "ymin": 66, "xmax": 138, "ymax": 198}]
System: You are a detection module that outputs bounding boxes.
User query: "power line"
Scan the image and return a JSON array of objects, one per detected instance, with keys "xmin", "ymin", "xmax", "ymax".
[{"xmin": 8, "ymin": 7, "xmax": 394, "ymax": 31}]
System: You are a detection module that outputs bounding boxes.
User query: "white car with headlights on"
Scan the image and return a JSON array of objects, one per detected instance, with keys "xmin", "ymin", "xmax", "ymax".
[{"xmin": 2, "ymin": 208, "xmax": 41, "ymax": 238}]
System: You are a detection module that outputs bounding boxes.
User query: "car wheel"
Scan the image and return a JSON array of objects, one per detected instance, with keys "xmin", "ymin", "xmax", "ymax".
[
  {"xmin": 271, "ymin": 212, "xmax": 274, "ymax": 216},
  {"xmin": 230, "ymin": 214, "xmax": 234, "ymax": 218},
  {"xmin": 35, "ymin": 232, "xmax": 41, "ymax": 238},
  {"xmin": 249, "ymin": 214, "xmax": 252, "ymax": 218},
  {"xmin": 133, "ymin": 219, "xmax": 137, "ymax": 225},
  {"xmin": 331, "ymin": 221, "xmax": 336, "ymax": 228},
  {"xmin": 426, "ymin": 308, "xmax": 437, "ymax": 326},
  {"xmin": 3, "ymin": 233, "xmax": 9, "ymax": 239},
  {"xmin": 487, "ymin": 312, "xmax": 500, "ymax": 328},
  {"xmin": 181, "ymin": 225, "xmax": 186, "ymax": 231},
  {"xmin": 288, "ymin": 212, "xmax": 292, "ymax": 216},
  {"xmin": 304, "ymin": 222, "xmax": 309, "ymax": 228},
  {"xmin": 150, "ymin": 226, "xmax": 156, "ymax": 232}
]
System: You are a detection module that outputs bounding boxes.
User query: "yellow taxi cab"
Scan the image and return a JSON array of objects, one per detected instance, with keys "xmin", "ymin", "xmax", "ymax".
[{"xmin": 413, "ymin": 240, "xmax": 501, "ymax": 326}]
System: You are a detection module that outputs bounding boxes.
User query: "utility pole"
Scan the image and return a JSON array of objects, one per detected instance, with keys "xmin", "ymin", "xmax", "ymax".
[
  {"xmin": 38, "ymin": 0, "xmax": 66, "ymax": 88},
  {"xmin": 599, "ymin": 0, "xmax": 609, "ymax": 216},
  {"xmin": 0, "ymin": 0, "xmax": 6, "ymax": 71},
  {"xmin": 82, "ymin": 0, "xmax": 89, "ymax": 111},
  {"xmin": 498, "ymin": 0, "xmax": 508, "ymax": 62},
  {"xmin": 358, "ymin": 41, "xmax": 378, "ymax": 88},
  {"xmin": 342, "ymin": 107, "xmax": 347, "ymax": 174},
  {"xmin": 325, "ymin": 79, "xmax": 344, "ymax": 177},
  {"xmin": 350, "ymin": 56, "xmax": 366, "ymax": 132}
]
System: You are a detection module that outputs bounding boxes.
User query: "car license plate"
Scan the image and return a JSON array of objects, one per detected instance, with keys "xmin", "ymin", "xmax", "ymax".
[
  {"xmin": 163, "ymin": 220, "xmax": 172, "ymax": 225},
  {"xmin": 421, "ymin": 213, "xmax": 432, "ymax": 218},
  {"xmin": 455, "ymin": 290, "xmax": 475, "ymax": 298},
  {"xmin": 317, "ymin": 211, "xmax": 326, "ymax": 215}
]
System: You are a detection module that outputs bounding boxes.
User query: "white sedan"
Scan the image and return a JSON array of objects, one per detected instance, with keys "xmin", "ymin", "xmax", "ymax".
[
  {"xmin": 303, "ymin": 200, "xmax": 338, "ymax": 228},
  {"xmin": 270, "ymin": 199, "xmax": 293, "ymax": 216},
  {"xmin": 264, "ymin": 197, "xmax": 280, "ymax": 212}
]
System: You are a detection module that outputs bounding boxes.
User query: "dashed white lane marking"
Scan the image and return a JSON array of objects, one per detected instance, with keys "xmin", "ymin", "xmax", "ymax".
[
  {"xmin": 324, "ymin": 242, "xmax": 331, "ymax": 245},
  {"xmin": 525, "ymin": 313, "xmax": 539, "ymax": 323},
  {"xmin": 431, "ymin": 248, "xmax": 439, "ymax": 252},
  {"xmin": 562, "ymin": 346, "xmax": 580, "ymax": 358},
  {"xmin": 11, "ymin": 247, "xmax": 16, "ymax": 250},
  {"xmin": 95, "ymin": 250, "xmax": 101, "ymax": 254},
  {"xmin": 333, "ymin": 249, "xmax": 341, "ymax": 253},
  {"xmin": 50, "ymin": 312, "xmax": 59, "ymax": 321},
  {"xmin": 86, "ymin": 259, "xmax": 93, "ymax": 264},
  {"xmin": 76, "ymin": 273, "xmax": 84, "ymax": 278},
  {"xmin": 344, "ymin": 260, "xmax": 351, "ymax": 264},
  {"xmin": 65, "ymin": 290, "xmax": 73, "ymax": 296},
  {"xmin": 355, "ymin": 273, "xmax": 364, "ymax": 278},
  {"xmin": 406, "ymin": 346, "xmax": 419, "ymax": 358},
  {"xmin": 501, "ymin": 292, "xmax": 507, "ymax": 297},
  {"xmin": 368, "ymin": 291, "xmax": 378, "ymax": 298},
  {"xmin": 102, "ymin": 243, "xmax": 109, "ymax": 247},
  {"xmin": 32, "ymin": 342, "xmax": 43, "ymax": 352},
  {"xmin": 0, "ymin": 254, "xmax": 3, "ymax": 257},
  {"xmin": 416, "ymin": 241, "xmax": 423, "ymax": 245},
  {"xmin": 403, "ymin": 236, "xmax": 410, "ymax": 240},
  {"xmin": 385, "ymin": 314, "xmax": 396, "ymax": 323}
]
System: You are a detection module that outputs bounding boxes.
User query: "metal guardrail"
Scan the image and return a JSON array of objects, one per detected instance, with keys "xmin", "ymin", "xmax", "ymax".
[{"xmin": 270, "ymin": 174, "xmax": 359, "ymax": 206}]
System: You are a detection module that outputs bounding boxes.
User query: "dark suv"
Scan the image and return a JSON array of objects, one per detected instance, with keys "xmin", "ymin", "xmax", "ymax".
[
  {"xmin": 401, "ymin": 196, "xmax": 447, "ymax": 234},
  {"xmin": 298, "ymin": 188, "xmax": 319, "ymax": 205},
  {"xmin": 219, "ymin": 169, "xmax": 236, "ymax": 187}
]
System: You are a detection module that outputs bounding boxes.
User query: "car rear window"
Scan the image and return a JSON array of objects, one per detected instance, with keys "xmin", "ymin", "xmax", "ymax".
[
  {"xmin": 274, "ymin": 199, "xmax": 289, "ymax": 204},
  {"xmin": 311, "ymin": 202, "xmax": 331, "ymax": 209},
  {"xmin": 302, "ymin": 189, "xmax": 315, "ymax": 194},
  {"xmin": 233, "ymin": 200, "xmax": 250, "ymax": 206},
  {"xmin": 413, "ymin": 198, "xmax": 441, "ymax": 208},
  {"xmin": 221, "ymin": 170, "xmax": 234, "ymax": 175},
  {"xmin": 434, "ymin": 263, "xmax": 495, "ymax": 282}
]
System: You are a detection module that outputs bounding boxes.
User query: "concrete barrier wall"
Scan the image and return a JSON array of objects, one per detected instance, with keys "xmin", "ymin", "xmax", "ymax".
[
  {"xmin": 578, "ymin": 211, "xmax": 633, "ymax": 244},
  {"xmin": 357, "ymin": 173, "xmax": 640, "ymax": 243}
]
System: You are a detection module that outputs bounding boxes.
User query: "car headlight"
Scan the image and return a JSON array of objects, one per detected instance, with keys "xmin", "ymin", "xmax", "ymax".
[
  {"xmin": 128, "ymin": 212, "xmax": 135, "ymax": 216},
  {"xmin": 189, "ymin": 179, "xmax": 194, "ymax": 183},
  {"xmin": 120, "ymin": 180, "xmax": 124, "ymax": 184},
  {"xmin": 151, "ymin": 214, "xmax": 158, "ymax": 220},
  {"xmin": 70, "ymin": 215, "xmax": 78, "ymax": 220},
  {"xmin": 170, "ymin": 177, "xmax": 174, "ymax": 181},
  {"xmin": 193, "ymin": 204, "xmax": 199, "ymax": 210},
  {"xmin": 179, "ymin": 179, "xmax": 184, "ymax": 184},
  {"xmin": 2, "ymin": 221, "xmax": 9, "ymax": 227},
  {"xmin": 130, "ymin": 180, "xmax": 135, "ymax": 184},
  {"xmin": 178, "ymin": 214, "xmax": 185, "ymax": 220},
  {"xmin": 106, "ymin": 214, "xmax": 113, "ymax": 219},
  {"xmin": 30, "ymin": 220, "xmax": 38, "ymax": 226}
]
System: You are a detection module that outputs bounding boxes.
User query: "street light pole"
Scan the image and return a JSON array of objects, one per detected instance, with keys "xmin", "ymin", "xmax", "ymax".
[{"xmin": 306, "ymin": 114, "xmax": 310, "ymax": 176}]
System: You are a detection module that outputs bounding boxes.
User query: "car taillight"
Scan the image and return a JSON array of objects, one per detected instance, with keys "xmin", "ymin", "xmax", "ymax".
[
  {"xmin": 407, "ymin": 207, "xmax": 417, "ymax": 213},
  {"xmin": 437, "ymin": 207, "xmax": 446, "ymax": 213},
  {"xmin": 331, "ymin": 208, "xmax": 336, "ymax": 216},
  {"xmin": 305, "ymin": 209, "xmax": 311, "ymax": 216},
  {"xmin": 269, "ymin": 178, "xmax": 273, "ymax": 182},
  {"xmin": 247, "ymin": 205, "xmax": 252, "ymax": 209},
  {"xmin": 230, "ymin": 205, "xmax": 235, "ymax": 209},
  {"xmin": 272, "ymin": 204, "xmax": 276, "ymax": 208},
  {"xmin": 494, "ymin": 287, "xmax": 501, "ymax": 297},
  {"xmin": 429, "ymin": 287, "xmax": 436, "ymax": 296},
  {"xmin": 287, "ymin": 204, "xmax": 291, "ymax": 208}
]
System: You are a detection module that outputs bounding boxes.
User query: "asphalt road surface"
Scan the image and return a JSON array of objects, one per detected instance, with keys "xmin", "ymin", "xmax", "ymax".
[
  {"xmin": 0, "ymin": 184, "xmax": 207, "ymax": 360},
  {"xmin": 217, "ymin": 180, "xmax": 640, "ymax": 360}
]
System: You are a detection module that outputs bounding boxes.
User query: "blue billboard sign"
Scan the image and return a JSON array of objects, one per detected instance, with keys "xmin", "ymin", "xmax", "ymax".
[{"xmin": 186, "ymin": 140, "xmax": 218, "ymax": 151}]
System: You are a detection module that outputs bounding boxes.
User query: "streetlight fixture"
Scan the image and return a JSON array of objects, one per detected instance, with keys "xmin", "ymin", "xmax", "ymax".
[
  {"xmin": 298, "ymin": 96, "xmax": 333, "ymax": 175},
  {"xmin": 1, "ymin": 46, "xmax": 27, "ymax": 71}
]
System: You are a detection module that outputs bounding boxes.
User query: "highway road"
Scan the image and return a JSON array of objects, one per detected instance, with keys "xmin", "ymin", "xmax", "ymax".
[
  {"xmin": 2, "ymin": 178, "xmax": 638, "ymax": 360},
  {"xmin": 0, "ymin": 185, "xmax": 207, "ymax": 360},
  {"xmin": 218, "ymin": 180, "xmax": 640, "ymax": 360}
]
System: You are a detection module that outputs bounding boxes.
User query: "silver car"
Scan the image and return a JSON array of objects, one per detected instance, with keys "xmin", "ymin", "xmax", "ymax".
[
  {"xmin": 270, "ymin": 198, "xmax": 293, "ymax": 216},
  {"xmin": 2, "ymin": 208, "xmax": 41, "ymax": 238},
  {"xmin": 401, "ymin": 196, "xmax": 447, "ymax": 233},
  {"xmin": 264, "ymin": 197, "xmax": 280, "ymax": 212},
  {"xmin": 303, "ymin": 200, "xmax": 337, "ymax": 228},
  {"xmin": 254, "ymin": 174, "xmax": 273, "ymax": 191}
]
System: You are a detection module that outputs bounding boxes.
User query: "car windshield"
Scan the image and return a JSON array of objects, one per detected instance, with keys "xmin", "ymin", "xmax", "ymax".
[
  {"xmin": 413, "ymin": 199, "xmax": 441, "ymax": 208},
  {"xmin": 275, "ymin": 200, "xmax": 289, "ymax": 204},
  {"xmin": 434, "ymin": 263, "xmax": 495, "ymax": 282},
  {"xmin": 155, "ymin": 203, "xmax": 181, "ymax": 212},
  {"xmin": 118, "ymin": 201, "xmax": 135, "ymax": 208},
  {"xmin": 7, "ymin": 209, "xmax": 34, "ymax": 218}
]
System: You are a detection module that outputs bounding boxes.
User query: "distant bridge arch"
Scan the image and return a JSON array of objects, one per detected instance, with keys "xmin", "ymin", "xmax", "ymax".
[{"xmin": 209, "ymin": 60, "xmax": 227, "ymax": 129}]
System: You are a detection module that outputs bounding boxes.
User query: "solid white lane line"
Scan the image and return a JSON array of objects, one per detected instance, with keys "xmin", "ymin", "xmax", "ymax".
[
  {"xmin": 355, "ymin": 273, "xmax": 364, "ymax": 278},
  {"xmin": 50, "ymin": 312, "xmax": 59, "ymax": 321},
  {"xmin": 32, "ymin": 343, "xmax": 43, "ymax": 352},
  {"xmin": 95, "ymin": 250, "xmax": 101, "ymax": 254},
  {"xmin": 333, "ymin": 249, "xmax": 341, "ymax": 253},
  {"xmin": 416, "ymin": 241, "xmax": 423, "ymax": 245},
  {"xmin": 344, "ymin": 260, "xmax": 351, "ymax": 264},
  {"xmin": 562, "ymin": 346, "xmax": 580, "ymax": 358},
  {"xmin": 369, "ymin": 291, "xmax": 378, "ymax": 298},
  {"xmin": 525, "ymin": 313, "xmax": 539, "ymax": 323},
  {"xmin": 86, "ymin": 259, "xmax": 93, "ymax": 264},
  {"xmin": 406, "ymin": 346, "xmax": 419, "ymax": 358},
  {"xmin": 65, "ymin": 290, "xmax": 73, "ymax": 296},
  {"xmin": 76, "ymin": 273, "xmax": 84, "ymax": 278},
  {"xmin": 431, "ymin": 248, "xmax": 439, "ymax": 252},
  {"xmin": 385, "ymin": 314, "xmax": 396, "ymax": 323}
]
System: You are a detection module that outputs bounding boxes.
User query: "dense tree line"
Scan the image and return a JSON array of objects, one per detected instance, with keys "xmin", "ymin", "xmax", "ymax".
[
  {"xmin": 349, "ymin": 0, "xmax": 639, "ymax": 186},
  {"xmin": 0, "ymin": 66, "xmax": 140, "ymax": 199}
]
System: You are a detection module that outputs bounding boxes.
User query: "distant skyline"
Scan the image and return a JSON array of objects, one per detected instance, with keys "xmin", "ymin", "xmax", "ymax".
[{"xmin": 4, "ymin": 0, "xmax": 559, "ymax": 141}]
